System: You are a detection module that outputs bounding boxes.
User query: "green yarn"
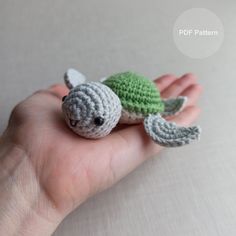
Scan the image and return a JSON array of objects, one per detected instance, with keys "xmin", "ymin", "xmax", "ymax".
[{"xmin": 103, "ymin": 71, "xmax": 165, "ymax": 115}]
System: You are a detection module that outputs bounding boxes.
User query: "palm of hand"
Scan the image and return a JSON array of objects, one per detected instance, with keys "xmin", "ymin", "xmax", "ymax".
[{"xmin": 3, "ymin": 73, "xmax": 202, "ymax": 216}]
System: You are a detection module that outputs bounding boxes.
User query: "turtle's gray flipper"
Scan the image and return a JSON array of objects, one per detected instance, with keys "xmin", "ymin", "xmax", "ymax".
[
  {"xmin": 64, "ymin": 69, "xmax": 86, "ymax": 89},
  {"xmin": 144, "ymin": 114, "xmax": 201, "ymax": 147},
  {"xmin": 162, "ymin": 96, "xmax": 187, "ymax": 117},
  {"xmin": 100, "ymin": 77, "xmax": 107, "ymax": 82}
]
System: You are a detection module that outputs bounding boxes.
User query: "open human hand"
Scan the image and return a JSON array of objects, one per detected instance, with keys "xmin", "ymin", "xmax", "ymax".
[{"xmin": 0, "ymin": 73, "xmax": 202, "ymax": 235}]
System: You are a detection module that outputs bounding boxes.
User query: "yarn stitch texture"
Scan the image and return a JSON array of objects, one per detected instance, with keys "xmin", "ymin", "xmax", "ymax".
[
  {"xmin": 62, "ymin": 70, "xmax": 201, "ymax": 147},
  {"xmin": 62, "ymin": 82, "xmax": 122, "ymax": 139},
  {"xmin": 103, "ymin": 71, "xmax": 165, "ymax": 115},
  {"xmin": 144, "ymin": 114, "xmax": 200, "ymax": 147}
]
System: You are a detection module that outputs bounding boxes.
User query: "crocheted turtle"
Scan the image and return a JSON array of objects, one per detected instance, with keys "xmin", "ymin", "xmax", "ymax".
[{"xmin": 62, "ymin": 69, "xmax": 201, "ymax": 147}]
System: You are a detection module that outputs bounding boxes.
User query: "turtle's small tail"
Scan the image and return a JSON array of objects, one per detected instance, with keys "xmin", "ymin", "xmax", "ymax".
[{"xmin": 64, "ymin": 68, "xmax": 86, "ymax": 89}]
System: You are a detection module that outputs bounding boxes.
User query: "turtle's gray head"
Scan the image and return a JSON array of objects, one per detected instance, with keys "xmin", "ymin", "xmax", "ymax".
[{"xmin": 62, "ymin": 82, "xmax": 122, "ymax": 139}]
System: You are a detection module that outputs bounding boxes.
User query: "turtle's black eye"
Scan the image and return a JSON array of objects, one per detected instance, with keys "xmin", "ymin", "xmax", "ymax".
[
  {"xmin": 62, "ymin": 96, "xmax": 67, "ymax": 102},
  {"xmin": 94, "ymin": 116, "xmax": 105, "ymax": 126},
  {"xmin": 69, "ymin": 119, "xmax": 78, "ymax": 127}
]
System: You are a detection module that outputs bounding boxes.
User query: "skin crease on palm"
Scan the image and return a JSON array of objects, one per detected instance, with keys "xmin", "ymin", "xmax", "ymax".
[{"xmin": 0, "ymin": 73, "xmax": 202, "ymax": 223}]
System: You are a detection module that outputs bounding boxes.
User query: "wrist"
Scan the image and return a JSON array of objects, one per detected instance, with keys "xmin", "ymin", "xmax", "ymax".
[{"xmin": 0, "ymin": 139, "xmax": 64, "ymax": 236}]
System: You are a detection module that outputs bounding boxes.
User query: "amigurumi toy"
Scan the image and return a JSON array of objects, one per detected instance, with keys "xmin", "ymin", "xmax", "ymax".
[{"xmin": 62, "ymin": 69, "xmax": 201, "ymax": 147}]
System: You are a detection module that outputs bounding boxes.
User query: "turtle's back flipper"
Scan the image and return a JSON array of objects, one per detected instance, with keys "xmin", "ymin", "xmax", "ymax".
[
  {"xmin": 162, "ymin": 96, "xmax": 187, "ymax": 117},
  {"xmin": 144, "ymin": 114, "xmax": 201, "ymax": 147}
]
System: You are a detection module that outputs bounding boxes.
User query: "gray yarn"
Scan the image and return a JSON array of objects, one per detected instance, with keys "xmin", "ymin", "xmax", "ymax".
[
  {"xmin": 162, "ymin": 96, "xmax": 187, "ymax": 117},
  {"xmin": 62, "ymin": 69, "xmax": 201, "ymax": 147},
  {"xmin": 62, "ymin": 82, "xmax": 122, "ymax": 139},
  {"xmin": 62, "ymin": 83, "xmax": 200, "ymax": 146},
  {"xmin": 144, "ymin": 114, "xmax": 201, "ymax": 147},
  {"xmin": 64, "ymin": 68, "xmax": 86, "ymax": 89}
]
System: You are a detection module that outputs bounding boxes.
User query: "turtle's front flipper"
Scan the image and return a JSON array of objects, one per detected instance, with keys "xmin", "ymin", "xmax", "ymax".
[
  {"xmin": 144, "ymin": 114, "xmax": 201, "ymax": 147},
  {"xmin": 64, "ymin": 69, "xmax": 86, "ymax": 89},
  {"xmin": 162, "ymin": 96, "xmax": 187, "ymax": 117}
]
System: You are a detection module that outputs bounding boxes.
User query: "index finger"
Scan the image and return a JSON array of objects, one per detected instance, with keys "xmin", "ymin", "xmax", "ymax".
[{"xmin": 154, "ymin": 74, "xmax": 177, "ymax": 92}]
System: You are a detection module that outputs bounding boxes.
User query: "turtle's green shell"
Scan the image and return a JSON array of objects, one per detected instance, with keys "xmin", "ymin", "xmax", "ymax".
[{"xmin": 103, "ymin": 71, "xmax": 165, "ymax": 115}]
